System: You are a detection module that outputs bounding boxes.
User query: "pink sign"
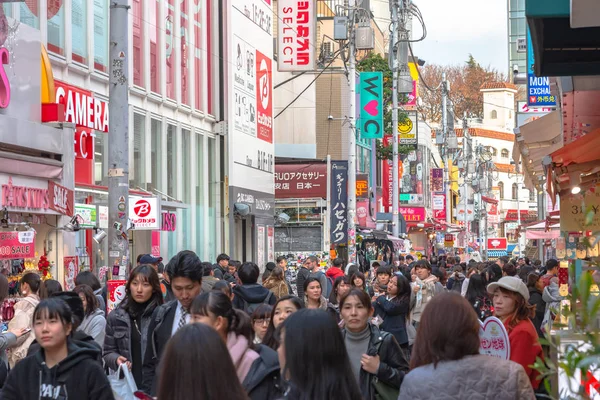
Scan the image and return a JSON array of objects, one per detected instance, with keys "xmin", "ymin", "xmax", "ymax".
[
  {"xmin": 0, "ymin": 48, "xmax": 11, "ymax": 108},
  {"xmin": 479, "ymin": 317, "xmax": 511, "ymax": 360},
  {"xmin": 399, "ymin": 207, "xmax": 425, "ymax": 222},
  {"xmin": 0, "ymin": 231, "xmax": 35, "ymax": 260}
]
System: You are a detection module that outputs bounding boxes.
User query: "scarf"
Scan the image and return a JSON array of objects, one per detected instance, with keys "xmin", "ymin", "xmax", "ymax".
[
  {"xmin": 414, "ymin": 274, "xmax": 439, "ymax": 308},
  {"xmin": 227, "ymin": 332, "xmax": 260, "ymax": 383},
  {"xmin": 304, "ymin": 295, "xmax": 329, "ymax": 310}
]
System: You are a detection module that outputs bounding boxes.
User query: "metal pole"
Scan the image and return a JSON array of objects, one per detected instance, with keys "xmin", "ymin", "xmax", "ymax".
[
  {"xmin": 391, "ymin": 0, "xmax": 400, "ymax": 237},
  {"xmin": 370, "ymin": 139, "xmax": 377, "ymax": 222},
  {"xmin": 462, "ymin": 115, "xmax": 469, "ymax": 251},
  {"xmin": 347, "ymin": 0, "xmax": 357, "ymax": 263},
  {"xmin": 537, "ymin": 188, "xmax": 545, "ymax": 262},
  {"xmin": 442, "ymin": 73, "xmax": 451, "ymax": 225},
  {"xmin": 516, "ymin": 178, "xmax": 521, "ymax": 258},
  {"xmin": 108, "ymin": 0, "xmax": 131, "ymax": 279}
]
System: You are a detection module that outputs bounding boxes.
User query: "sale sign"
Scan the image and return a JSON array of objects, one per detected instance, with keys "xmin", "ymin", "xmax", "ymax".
[
  {"xmin": 479, "ymin": 317, "xmax": 511, "ymax": 360},
  {"xmin": 48, "ymin": 181, "xmax": 74, "ymax": 216},
  {"xmin": 0, "ymin": 231, "xmax": 36, "ymax": 260}
]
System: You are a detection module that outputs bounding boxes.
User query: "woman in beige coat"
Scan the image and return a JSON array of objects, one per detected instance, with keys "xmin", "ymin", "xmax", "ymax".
[
  {"xmin": 8, "ymin": 272, "xmax": 41, "ymax": 367},
  {"xmin": 262, "ymin": 267, "xmax": 289, "ymax": 299}
]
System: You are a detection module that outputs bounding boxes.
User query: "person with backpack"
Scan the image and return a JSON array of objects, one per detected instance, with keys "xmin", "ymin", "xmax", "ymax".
[
  {"xmin": 232, "ymin": 262, "xmax": 277, "ymax": 314},
  {"xmin": 446, "ymin": 265, "xmax": 466, "ymax": 293}
]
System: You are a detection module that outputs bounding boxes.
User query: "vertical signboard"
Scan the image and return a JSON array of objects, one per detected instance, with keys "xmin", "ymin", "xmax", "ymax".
[
  {"xmin": 267, "ymin": 226, "xmax": 274, "ymax": 262},
  {"xmin": 229, "ymin": 0, "xmax": 274, "ymax": 196},
  {"xmin": 527, "ymin": 28, "xmax": 556, "ymax": 107},
  {"xmin": 330, "ymin": 161, "xmax": 348, "ymax": 245},
  {"xmin": 359, "ymin": 72, "xmax": 384, "ymax": 139},
  {"xmin": 277, "ymin": 0, "xmax": 316, "ymax": 71},
  {"xmin": 398, "ymin": 111, "xmax": 418, "ymax": 149},
  {"xmin": 257, "ymin": 225, "xmax": 265, "ymax": 268},
  {"xmin": 431, "ymin": 168, "xmax": 444, "ymax": 193}
]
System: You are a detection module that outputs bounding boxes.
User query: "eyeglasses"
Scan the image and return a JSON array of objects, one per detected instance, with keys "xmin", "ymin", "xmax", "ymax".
[{"xmin": 253, "ymin": 318, "xmax": 271, "ymax": 325}]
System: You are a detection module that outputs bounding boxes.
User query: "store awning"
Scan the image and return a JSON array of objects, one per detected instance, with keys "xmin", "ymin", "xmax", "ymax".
[
  {"xmin": 507, "ymin": 244, "xmax": 518, "ymax": 254},
  {"xmin": 487, "ymin": 250, "xmax": 508, "ymax": 260},
  {"xmin": 552, "ymin": 128, "xmax": 600, "ymax": 167},
  {"xmin": 513, "ymin": 111, "xmax": 562, "ymax": 191},
  {"xmin": 526, "ymin": 229, "xmax": 560, "ymax": 240},
  {"xmin": 504, "ymin": 210, "xmax": 538, "ymax": 222}
]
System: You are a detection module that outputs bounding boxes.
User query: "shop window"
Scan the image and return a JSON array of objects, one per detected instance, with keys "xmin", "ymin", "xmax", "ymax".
[
  {"xmin": 20, "ymin": 1, "xmax": 39, "ymax": 28},
  {"xmin": 132, "ymin": 0, "xmax": 144, "ymax": 86},
  {"xmin": 46, "ymin": 1, "xmax": 65, "ymax": 55},
  {"xmin": 167, "ymin": 124, "xmax": 177, "ymax": 198},
  {"xmin": 195, "ymin": 134, "xmax": 206, "ymax": 259},
  {"xmin": 180, "ymin": 0, "xmax": 189, "ymax": 106},
  {"xmin": 149, "ymin": 0, "xmax": 160, "ymax": 94},
  {"xmin": 149, "ymin": 119, "xmax": 162, "ymax": 192},
  {"xmin": 94, "ymin": 133, "xmax": 106, "ymax": 186},
  {"xmin": 93, "ymin": 0, "xmax": 109, "ymax": 72},
  {"xmin": 132, "ymin": 113, "xmax": 146, "ymax": 189},
  {"xmin": 194, "ymin": 0, "xmax": 203, "ymax": 110},
  {"xmin": 3, "ymin": 4, "xmax": 12, "ymax": 17},
  {"xmin": 501, "ymin": 149, "xmax": 509, "ymax": 158},
  {"xmin": 208, "ymin": 136, "xmax": 217, "ymax": 261},
  {"xmin": 166, "ymin": 0, "xmax": 175, "ymax": 100},
  {"xmin": 498, "ymin": 182, "xmax": 504, "ymax": 200},
  {"xmin": 71, "ymin": 0, "xmax": 87, "ymax": 64},
  {"xmin": 512, "ymin": 183, "xmax": 518, "ymax": 200},
  {"xmin": 182, "ymin": 129, "xmax": 191, "ymax": 202},
  {"xmin": 491, "ymin": 110, "xmax": 497, "ymax": 119}
]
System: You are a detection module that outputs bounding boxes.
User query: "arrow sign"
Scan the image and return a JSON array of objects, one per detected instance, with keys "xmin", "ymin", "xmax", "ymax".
[{"xmin": 359, "ymin": 72, "xmax": 383, "ymax": 139}]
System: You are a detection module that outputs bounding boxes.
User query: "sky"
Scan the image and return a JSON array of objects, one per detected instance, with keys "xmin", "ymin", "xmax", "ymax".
[{"xmin": 410, "ymin": 0, "xmax": 509, "ymax": 74}]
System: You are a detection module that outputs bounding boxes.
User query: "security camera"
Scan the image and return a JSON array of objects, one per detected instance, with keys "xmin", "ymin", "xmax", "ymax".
[
  {"xmin": 327, "ymin": 115, "xmax": 334, "ymax": 121},
  {"xmin": 513, "ymin": 64, "xmax": 519, "ymax": 75},
  {"xmin": 233, "ymin": 202, "xmax": 251, "ymax": 217}
]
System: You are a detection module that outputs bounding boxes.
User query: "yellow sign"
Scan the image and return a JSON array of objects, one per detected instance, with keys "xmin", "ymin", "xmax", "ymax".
[{"xmin": 397, "ymin": 118, "xmax": 413, "ymax": 135}]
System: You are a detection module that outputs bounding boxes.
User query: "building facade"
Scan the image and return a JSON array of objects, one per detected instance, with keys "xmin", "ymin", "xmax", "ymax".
[{"xmin": 507, "ymin": 0, "xmax": 526, "ymax": 75}]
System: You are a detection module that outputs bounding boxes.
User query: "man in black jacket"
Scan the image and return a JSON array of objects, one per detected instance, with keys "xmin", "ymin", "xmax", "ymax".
[
  {"xmin": 295, "ymin": 258, "xmax": 311, "ymax": 305},
  {"xmin": 232, "ymin": 262, "xmax": 277, "ymax": 313},
  {"xmin": 213, "ymin": 253, "xmax": 230, "ymax": 280},
  {"xmin": 142, "ymin": 250, "xmax": 203, "ymax": 395}
]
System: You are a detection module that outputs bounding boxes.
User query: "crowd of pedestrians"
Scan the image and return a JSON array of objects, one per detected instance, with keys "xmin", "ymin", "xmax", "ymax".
[{"xmin": 0, "ymin": 251, "xmax": 556, "ymax": 399}]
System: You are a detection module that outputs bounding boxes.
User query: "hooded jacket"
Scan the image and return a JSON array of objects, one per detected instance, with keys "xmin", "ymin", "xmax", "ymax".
[
  {"xmin": 2, "ymin": 340, "xmax": 114, "ymax": 400},
  {"xmin": 78, "ymin": 308, "xmax": 106, "ymax": 348},
  {"xmin": 243, "ymin": 344, "xmax": 282, "ymax": 400},
  {"xmin": 232, "ymin": 284, "xmax": 277, "ymax": 311},
  {"xmin": 27, "ymin": 331, "xmax": 103, "ymax": 365}
]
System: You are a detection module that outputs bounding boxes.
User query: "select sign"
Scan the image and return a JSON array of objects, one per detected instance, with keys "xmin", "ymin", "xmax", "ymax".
[{"xmin": 129, "ymin": 197, "xmax": 160, "ymax": 230}]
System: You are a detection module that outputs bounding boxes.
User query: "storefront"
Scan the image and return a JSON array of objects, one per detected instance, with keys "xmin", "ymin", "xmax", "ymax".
[{"xmin": 0, "ymin": 18, "xmax": 75, "ymax": 284}]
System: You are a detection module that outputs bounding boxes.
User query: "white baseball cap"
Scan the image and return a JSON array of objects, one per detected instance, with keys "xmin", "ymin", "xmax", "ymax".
[{"xmin": 487, "ymin": 276, "xmax": 529, "ymax": 301}]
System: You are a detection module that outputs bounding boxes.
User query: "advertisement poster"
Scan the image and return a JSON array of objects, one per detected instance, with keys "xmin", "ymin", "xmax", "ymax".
[
  {"xmin": 479, "ymin": 317, "xmax": 511, "ymax": 360},
  {"xmin": 257, "ymin": 225, "xmax": 265, "ymax": 269},
  {"xmin": 330, "ymin": 161, "xmax": 348, "ymax": 245},
  {"xmin": 0, "ymin": 231, "xmax": 36, "ymax": 260},
  {"xmin": 107, "ymin": 280, "xmax": 127, "ymax": 314},
  {"xmin": 267, "ymin": 226, "xmax": 274, "ymax": 263},
  {"xmin": 63, "ymin": 256, "xmax": 79, "ymax": 291},
  {"xmin": 431, "ymin": 169, "xmax": 444, "ymax": 193},
  {"xmin": 432, "ymin": 194, "xmax": 446, "ymax": 220}
]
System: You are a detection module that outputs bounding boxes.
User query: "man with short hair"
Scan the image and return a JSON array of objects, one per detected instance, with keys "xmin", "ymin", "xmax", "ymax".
[
  {"xmin": 541, "ymin": 259, "xmax": 559, "ymax": 288},
  {"xmin": 496, "ymin": 256, "xmax": 510, "ymax": 269},
  {"xmin": 143, "ymin": 250, "xmax": 203, "ymax": 395},
  {"xmin": 201, "ymin": 262, "xmax": 219, "ymax": 293},
  {"xmin": 372, "ymin": 264, "xmax": 392, "ymax": 296},
  {"xmin": 213, "ymin": 253, "xmax": 230, "ymax": 280},
  {"xmin": 296, "ymin": 258, "xmax": 311, "ymax": 304},
  {"xmin": 306, "ymin": 255, "xmax": 329, "ymax": 298},
  {"xmin": 232, "ymin": 262, "xmax": 277, "ymax": 313},
  {"xmin": 502, "ymin": 262, "xmax": 518, "ymax": 277},
  {"xmin": 139, "ymin": 254, "xmax": 160, "ymax": 271}
]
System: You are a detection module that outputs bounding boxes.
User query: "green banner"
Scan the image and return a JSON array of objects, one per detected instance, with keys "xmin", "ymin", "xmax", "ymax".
[{"xmin": 359, "ymin": 72, "xmax": 384, "ymax": 139}]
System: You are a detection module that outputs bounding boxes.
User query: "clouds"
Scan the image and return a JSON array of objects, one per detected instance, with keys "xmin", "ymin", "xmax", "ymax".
[{"xmin": 411, "ymin": 0, "xmax": 508, "ymax": 73}]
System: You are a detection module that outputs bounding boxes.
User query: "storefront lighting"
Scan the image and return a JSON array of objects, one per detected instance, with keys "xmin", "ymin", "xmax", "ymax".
[
  {"xmin": 93, "ymin": 229, "xmax": 107, "ymax": 244},
  {"xmin": 571, "ymin": 186, "xmax": 582, "ymax": 195},
  {"xmin": 63, "ymin": 215, "xmax": 81, "ymax": 232}
]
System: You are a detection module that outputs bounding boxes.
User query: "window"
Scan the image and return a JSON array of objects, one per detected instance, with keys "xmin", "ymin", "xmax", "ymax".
[
  {"xmin": 94, "ymin": 133, "xmax": 106, "ymax": 186},
  {"xmin": 94, "ymin": 0, "xmax": 109, "ymax": 72},
  {"xmin": 194, "ymin": 0, "xmax": 203, "ymax": 110},
  {"xmin": 486, "ymin": 146, "xmax": 497, "ymax": 156},
  {"xmin": 132, "ymin": 0, "xmax": 144, "ymax": 85},
  {"xmin": 132, "ymin": 114, "xmax": 146, "ymax": 189},
  {"xmin": 180, "ymin": 0, "xmax": 189, "ymax": 105},
  {"xmin": 491, "ymin": 110, "xmax": 498, "ymax": 119},
  {"xmin": 72, "ymin": 0, "xmax": 87, "ymax": 63},
  {"xmin": 512, "ymin": 183, "xmax": 518, "ymax": 200},
  {"xmin": 208, "ymin": 136, "xmax": 217, "ymax": 261},
  {"xmin": 501, "ymin": 149, "xmax": 509, "ymax": 158},
  {"xmin": 498, "ymin": 182, "xmax": 504, "ymax": 200},
  {"xmin": 20, "ymin": 1, "xmax": 40, "ymax": 28},
  {"xmin": 181, "ymin": 128, "xmax": 191, "ymax": 251},
  {"xmin": 529, "ymin": 190, "xmax": 535, "ymax": 202},
  {"xmin": 149, "ymin": 0, "xmax": 160, "ymax": 93},
  {"xmin": 47, "ymin": 1, "xmax": 65, "ymax": 55},
  {"xmin": 149, "ymin": 119, "xmax": 162, "ymax": 192},
  {"xmin": 3, "ymin": 4, "xmax": 11, "ymax": 17},
  {"xmin": 166, "ymin": 0, "xmax": 175, "ymax": 100},
  {"xmin": 195, "ymin": 134, "xmax": 206, "ymax": 259},
  {"xmin": 167, "ymin": 124, "xmax": 177, "ymax": 197}
]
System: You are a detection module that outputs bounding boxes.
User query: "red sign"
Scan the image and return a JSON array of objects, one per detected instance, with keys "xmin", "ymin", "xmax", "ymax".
[
  {"xmin": 134, "ymin": 199, "xmax": 152, "ymax": 217},
  {"xmin": 161, "ymin": 212, "xmax": 177, "ymax": 232},
  {"xmin": 399, "ymin": 207, "xmax": 425, "ymax": 222},
  {"xmin": 0, "ymin": 231, "xmax": 36, "ymax": 260},
  {"xmin": 487, "ymin": 237, "xmax": 508, "ymax": 250},
  {"xmin": 48, "ymin": 181, "xmax": 74, "ymax": 216},
  {"xmin": 1, "ymin": 177, "xmax": 50, "ymax": 210},
  {"xmin": 256, "ymin": 51, "xmax": 273, "ymax": 143},
  {"xmin": 357, "ymin": 200, "xmax": 368, "ymax": 227},
  {"xmin": 0, "ymin": 48, "xmax": 11, "ymax": 109},
  {"xmin": 275, "ymin": 163, "xmax": 327, "ymax": 198},
  {"xmin": 504, "ymin": 209, "xmax": 537, "ymax": 222}
]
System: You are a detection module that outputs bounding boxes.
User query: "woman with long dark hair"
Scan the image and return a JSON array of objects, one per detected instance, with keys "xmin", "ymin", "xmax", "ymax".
[
  {"xmin": 350, "ymin": 272, "xmax": 373, "ymax": 296},
  {"xmin": 340, "ymin": 288, "xmax": 408, "ymax": 400},
  {"xmin": 329, "ymin": 276, "xmax": 351, "ymax": 307},
  {"xmin": 157, "ymin": 323, "xmax": 249, "ymax": 400},
  {"xmin": 103, "ymin": 264, "xmax": 164, "ymax": 387},
  {"xmin": 488, "ymin": 276, "xmax": 543, "ymax": 391},
  {"xmin": 191, "ymin": 291, "xmax": 281, "ymax": 400},
  {"xmin": 39, "ymin": 279, "xmax": 63, "ymax": 299},
  {"xmin": 526, "ymin": 273, "xmax": 546, "ymax": 337},
  {"xmin": 2, "ymin": 299, "xmax": 113, "ymax": 399},
  {"xmin": 278, "ymin": 309, "xmax": 362, "ymax": 400},
  {"xmin": 74, "ymin": 284, "xmax": 106, "ymax": 347},
  {"xmin": 261, "ymin": 295, "xmax": 303, "ymax": 350},
  {"xmin": 465, "ymin": 273, "xmax": 493, "ymax": 321},
  {"xmin": 400, "ymin": 293, "xmax": 534, "ymax": 399},
  {"xmin": 373, "ymin": 273, "xmax": 412, "ymax": 356}
]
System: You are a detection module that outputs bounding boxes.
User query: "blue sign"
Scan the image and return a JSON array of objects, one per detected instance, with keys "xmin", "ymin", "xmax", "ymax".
[
  {"xmin": 526, "ymin": 28, "xmax": 556, "ymax": 107},
  {"xmin": 330, "ymin": 161, "xmax": 348, "ymax": 245}
]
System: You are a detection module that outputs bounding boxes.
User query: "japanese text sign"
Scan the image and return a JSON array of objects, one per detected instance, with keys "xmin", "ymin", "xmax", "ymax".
[
  {"xmin": 330, "ymin": 161, "xmax": 348, "ymax": 245},
  {"xmin": 356, "ymin": 173, "xmax": 369, "ymax": 199},
  {"xmin": 74, "ymin": 204, "xmax": 97, "ymax": 228},
  {"xmin": 479, "ymin": 317, "xmax": 511, "ymax": 360},
  {"xmin": 275, "ymin": 163, "xmax": 327, "ymax": 198},
  {"xmin": 0, "ymin": 231, "xmax": 36, "ymax": 260},
  {"xmin": 359, "ymin": 72, "xmax": 383, "ymax": 139},
  {"xmin": 399, "ymin": 207, "xmax": 425, "ymax": 222},
  {"xmin": 277, "ymin": 0, "xmax": 316, "ymax": 71},
  {"xmin": 526, "ymin": 29, "xmax": 556, "ymax": 107},
  {"xmin": 432, "ymin": 194, "xmax": 446, "ymax": 220}
]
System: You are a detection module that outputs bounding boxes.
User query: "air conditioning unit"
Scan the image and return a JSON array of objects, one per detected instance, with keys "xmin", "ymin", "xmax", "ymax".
[{"xmin": 321, "ymin": 42, "xmax": 334, "ymax": 62}]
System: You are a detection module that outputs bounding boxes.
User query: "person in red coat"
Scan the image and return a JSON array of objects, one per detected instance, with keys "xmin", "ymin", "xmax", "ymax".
[
  {"xmin": 488, "ymin": 276, "xmax": 544, "ymax": 391},
  {"xmin": 326, "ymin": 258, "xmax": 346, "ymax": 281}
]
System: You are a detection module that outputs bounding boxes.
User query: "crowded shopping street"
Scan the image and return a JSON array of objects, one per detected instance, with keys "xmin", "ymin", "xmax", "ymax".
[{"xmin": 0, "ymin": 0, "xmax": 599, "ymax": 398}]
